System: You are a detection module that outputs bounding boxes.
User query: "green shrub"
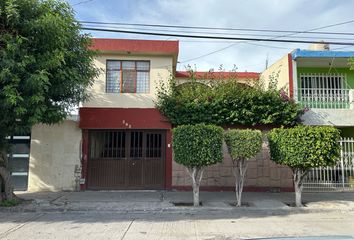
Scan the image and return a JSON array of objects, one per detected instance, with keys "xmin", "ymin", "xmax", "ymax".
[
  {"xmin": 224, "ymin": 129, "xmax": 262, "ymax": 206},
  {"xmin": 224, "ymin": 129, "xmax": 263, "ymax": 160},
  {"xmin": 173, "ymin": 124, "xmax": 223, "ymax": 167},
  {"xmin": 156, "ymin": 77, "xmax": 303, "ymax": 126},
  {"xmin": 0, "ymin": 199, "xmax": 19, "ymax": 207},
  {"xmin": 173, "ymin": 124, "xmax": 223, "ymax": 206},
  {"xmin": 268, "ymin": 126, "xmax": 340, "ymax": 169},
  {"xmin": 268, "ymin": 126, "xmax": 340, "ymax": 207}
]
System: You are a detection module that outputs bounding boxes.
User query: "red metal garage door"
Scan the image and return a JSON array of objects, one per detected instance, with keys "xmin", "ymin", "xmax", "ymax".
[{"xmin": 87, "ymin": 130, "xmax": 165, "ymax": 190}]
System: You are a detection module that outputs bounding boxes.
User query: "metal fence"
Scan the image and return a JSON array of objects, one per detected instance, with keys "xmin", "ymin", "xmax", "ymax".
[
  {"xmin": 303, "ymin": 137, "xmax": 354, "ymax": 192},
  {"xmin": 298, "ymin": 88, "xmax": 350, "ymax": 109}
]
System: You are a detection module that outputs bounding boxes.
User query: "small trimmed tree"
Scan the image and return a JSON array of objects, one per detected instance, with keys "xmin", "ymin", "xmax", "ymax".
[
  {"xmin": 173, "ymin": 124, "xmax": 223, "ymax": 206},
  {"xmin": 268, "ymin": 126, "xmax": 340, "ymax": 207},
  {"xmin": 224, "ymin": 129, "xmax": 262, "ymax": 207}
]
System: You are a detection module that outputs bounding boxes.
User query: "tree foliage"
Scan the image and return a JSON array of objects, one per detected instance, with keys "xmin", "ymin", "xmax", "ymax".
[
  {"xmin": 0, "ymin": 0, "xmax": 98, "ymax": 200},
  {"xmin": 172, "ymin": 124, "xmax": 224, "ymax": 167},
  {"xmin": 156, "ymin": 72, "xmax": 303, "ymax": 127},
  {"xmin": 268, "ymin": 126, "xmax": 340, "ymax": 169},
  {"xmin": 0, "ymin": 0, "xmax": 98, "ymax": 144},
  {"xmin": 224, "ymin": 129, "xmax": 263, "ymax": 161}
]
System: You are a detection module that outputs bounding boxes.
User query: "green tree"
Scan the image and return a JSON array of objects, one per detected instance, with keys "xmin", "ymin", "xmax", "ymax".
[
  {"xmin": 156, "ymin": 70, "xmax": 303, "ymax": 127},
  {"xmin": 0, "ymin": 0, "xmax": 98, "ymax": 200},
  {"xmin": 224, "ymin": 129, "xmax": 262, "ymax": 207},
  {"xmin": 172, "ymin": 124, "xmax": 223, "ymax": 206},
  {"xmin": 268, "ymin": 126, "xmax": 340, "ymax": 207}
]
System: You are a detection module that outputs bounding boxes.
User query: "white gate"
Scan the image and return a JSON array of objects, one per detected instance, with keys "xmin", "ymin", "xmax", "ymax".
[{"xmin": 303, "ymin": 137, "xmax": 354, "ymax": 192}]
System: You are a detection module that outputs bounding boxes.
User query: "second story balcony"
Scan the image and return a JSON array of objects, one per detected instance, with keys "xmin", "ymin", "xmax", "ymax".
[{"xmin": 297, "ymin": 73, "xmax": 354, "ymax": 110}]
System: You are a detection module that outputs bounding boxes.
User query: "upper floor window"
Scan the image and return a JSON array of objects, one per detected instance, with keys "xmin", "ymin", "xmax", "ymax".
[{"xmin": 106, "ymin": 60, "xmax": 150, "ymax": 93}]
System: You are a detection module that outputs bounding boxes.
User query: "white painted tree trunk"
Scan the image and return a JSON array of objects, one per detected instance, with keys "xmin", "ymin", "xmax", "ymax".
[
  {"xmin": 187, "ymin": 167, "xmax": 204, "ymax": 207},
  {"xmin": 0, "ymin": 150, "xmax": 15, "ymax": 201},
  {"xmin": 232, "ymin": 158, "xmax": 248, "ymax": 207},
  {"xmin": 293, "ymin": 168, "xmax": 307, "ymax": 207}
]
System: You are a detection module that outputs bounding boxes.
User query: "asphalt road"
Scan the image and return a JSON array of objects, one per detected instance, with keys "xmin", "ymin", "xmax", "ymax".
[{"xmin": 0, "ymin": 209, "xmax": 353, "ymax": 240}]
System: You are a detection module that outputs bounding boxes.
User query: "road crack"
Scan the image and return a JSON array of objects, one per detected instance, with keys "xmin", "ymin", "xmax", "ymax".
[{"xmin": 120, "ymin": 218, "xmax": 135, "ymax": 240}]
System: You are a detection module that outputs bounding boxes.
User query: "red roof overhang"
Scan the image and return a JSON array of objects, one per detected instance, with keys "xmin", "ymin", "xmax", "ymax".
[
  {"xmin": 90, "ymin": 38, "xmax": 179, "ymax": 55},
  {"xmin": 175, "ymin": 71, "xmax": 259, "ymax": 79}
]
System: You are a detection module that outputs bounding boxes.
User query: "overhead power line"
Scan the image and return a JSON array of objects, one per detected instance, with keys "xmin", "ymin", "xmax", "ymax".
[
  {"xmin": 81, "ymin": 27, "xmax": 354, "ymax": 46},
  {"xmin": 81, "ymin": 24, "xmax": 354, "ymax": 41},
  {"xmin": 72, "ymin": 0, "xmax": 95, "ymax": 6},
  {"xmin": 79, "ymin": 20, "xmax": 354, "ymax": 36},
  {"xmin": 174, "ymin": 19, "xmax": 354, "ymax": 64}
]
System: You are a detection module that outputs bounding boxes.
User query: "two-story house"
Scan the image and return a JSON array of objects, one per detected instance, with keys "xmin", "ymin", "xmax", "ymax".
[
  {"xmin": 261, "ymin": 43, "xmax": 354, "ymax": 191},
  {"xmin": 13, "ymin": 38, "xmax": 296, "ymax": 192}
]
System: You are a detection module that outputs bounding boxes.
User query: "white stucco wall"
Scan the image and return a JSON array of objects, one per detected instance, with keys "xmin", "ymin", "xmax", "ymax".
[
  {"xmin": 83, "ymin": 54, "xmax": 173, "ymax": 108},
  {"xmin": 301, "ymin": 109, "xmax": 354, "ymax": 126},
  {"xmin": 260, "ymin": 54, "xmax": 290, "ymax": 93},
  {"xmin": 28, "ymin": 120, "xmax": 81, "ymax": 192}
]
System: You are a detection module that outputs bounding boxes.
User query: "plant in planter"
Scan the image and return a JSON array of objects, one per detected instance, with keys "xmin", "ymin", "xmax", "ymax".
[
  {"xmin": 172, "ymin": 124, "xmax": 223, "ymax": 206},
  {"xmin": 224, "ymin": 129, "xmax": 262, "ymax": 207},
  {"xmin": 268, "ymin": 126, "xmax": 340, "ymax": 207}
]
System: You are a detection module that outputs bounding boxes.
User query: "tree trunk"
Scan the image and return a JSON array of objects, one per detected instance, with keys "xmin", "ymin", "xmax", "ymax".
[
  {"xmin": 187, "ymin": 167, "xmax": 204, "ymax": 207},
  {"xmin": 233, "ymin": 158, "xmax": 248, "ymax": 207},
  {"xmin": 292, "ymin": 168, "xmax": 307, "ymax": 207},
  {"xmin": 0, "ymin": 166, "xmax": 15, "ymax": 201},
  {"xmin": 0, "ymin": 150, "xmax": 15, "ymax": 201}
]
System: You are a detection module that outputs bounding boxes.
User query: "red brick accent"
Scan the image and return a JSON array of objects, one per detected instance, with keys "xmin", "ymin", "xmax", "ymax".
[
  {"xmin": 288, "ymin": 53, "xmax": 294, "ymax": 98},
  {"xmin": 81, "ymin": 129, "xmax": 89, "ymax": 190},
  {"xmin": 79, "ymin": 108, "xmax": 172, "ymax": 129},
  {"xmin": 175, "ymin": 71, "xmax": 259, "ymax": 79},
  {"xmin": 90, "ymin": 38, "xmax": 179, "ymax": 55},
  {"xmin": 165, "ymin": 130, "xmax": 173, "ymax": 189}
]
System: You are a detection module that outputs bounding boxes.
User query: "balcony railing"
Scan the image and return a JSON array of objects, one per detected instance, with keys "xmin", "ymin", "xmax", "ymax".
[{"xmin": 298, "ymin": 88, "xmax": 351, "ymax": 109}]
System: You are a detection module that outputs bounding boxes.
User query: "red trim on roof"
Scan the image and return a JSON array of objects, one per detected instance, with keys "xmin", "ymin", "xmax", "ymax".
[
  {"xmin": 175, "ymin": 71, "xmax": 259, "ymax": 79},
  {"xmin": 288, "ymin": 54, "xmax": 294, "ymax": 98},
  {"xmin": 90, "ymin": 38, "xmax": 179, "ymax": 55}
]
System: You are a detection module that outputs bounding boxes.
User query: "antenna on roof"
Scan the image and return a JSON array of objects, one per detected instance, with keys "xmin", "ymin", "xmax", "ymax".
[{"xmin": 265, "ymin": 53, "xmax": 269, "ymax": 69}]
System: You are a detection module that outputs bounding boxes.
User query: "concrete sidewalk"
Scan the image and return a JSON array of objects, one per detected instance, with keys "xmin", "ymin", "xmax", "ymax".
[{"xmin": 6, "ymin": 191, "xmax": 354, "ymax": 213}]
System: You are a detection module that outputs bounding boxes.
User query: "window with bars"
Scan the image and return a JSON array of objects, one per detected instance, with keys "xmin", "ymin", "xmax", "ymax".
[
  {"xmin": 299, "ymin": 73, "xmax": 350, "ymax": 109},
  {"xmin": 106, "ymin": 60, "xmax": 150, "ymax": 93},
  {"xmin": 300, "ymin": 73, "xmax": 346, "ymax": 90}
]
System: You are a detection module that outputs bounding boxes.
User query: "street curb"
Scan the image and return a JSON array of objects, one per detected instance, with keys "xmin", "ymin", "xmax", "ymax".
[{"xmin": 0, "ymin": 203, "xmax": 352, "ymax": 214}]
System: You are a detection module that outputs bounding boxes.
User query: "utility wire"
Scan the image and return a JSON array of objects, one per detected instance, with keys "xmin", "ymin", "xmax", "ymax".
[
  {"xmin": 72, "ymin": 0, "xmax": 95, "ymax": 6},
  {"xmin": 81, "ymin": 24, "xmax": 354, "ymax": 41},
  {"xmin": 79, "ymin": 20, "xmax": 354, "ymax": 36},
  {"xmin": 81, "ymin": 19, "xmax": 354, "ymax": 65},
  {"xmin": 178, "ymin": 19, "xmax": 354, "ymax": 63},
  {"xmin": 80, "ymin": 27, "xmax": 354, "ymax": 45}
]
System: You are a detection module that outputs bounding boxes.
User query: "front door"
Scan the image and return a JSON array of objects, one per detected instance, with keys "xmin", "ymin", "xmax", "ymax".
[{"xmin": 87, "ymin": 130, "xmax": 165, "ymax": 190}]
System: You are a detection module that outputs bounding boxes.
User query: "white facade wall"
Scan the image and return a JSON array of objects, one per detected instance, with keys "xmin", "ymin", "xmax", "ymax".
[
  {"xmin": 83, "ymin": 54, "xmax": 173, "ymax": 108},
  {"xmin": 28, "ymin": 120, "xmax": 81, "ymax": 192},
  {"xmin": 260, "ymin": 54, "xmax": 290, "ymax": 93}
]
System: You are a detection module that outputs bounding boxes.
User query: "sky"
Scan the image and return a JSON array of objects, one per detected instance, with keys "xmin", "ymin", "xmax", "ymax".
[{"xmin": 67, "ymin": 0, "xmax": 354, "ymax": 73}]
